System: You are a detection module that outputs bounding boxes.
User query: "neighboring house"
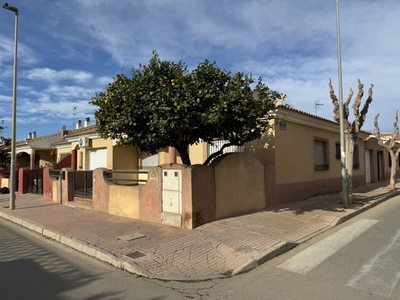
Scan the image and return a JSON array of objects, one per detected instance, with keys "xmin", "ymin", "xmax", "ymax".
[
  {"xmin": 16, "ymin": 131, "xmax": 64, "ymax": 169},
  {"xmin": 15, "ymin": 118, "xmax": 187, "ymax": 172}
]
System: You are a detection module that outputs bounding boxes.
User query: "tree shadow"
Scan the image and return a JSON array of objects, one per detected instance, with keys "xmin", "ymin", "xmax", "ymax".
[
  {"xmin": 0, "ymin": 222, "xmax": 123, "ymax": 300},
  {"xmin": 267, "ymin": 180, "xmax": 400, "ymax": 216}
]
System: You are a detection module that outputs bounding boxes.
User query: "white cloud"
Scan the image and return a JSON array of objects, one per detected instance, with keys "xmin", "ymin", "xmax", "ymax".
[
  {"xmin": 96, "ymin": 76, "xmax": 113, "ymax": 87},
  {"xmin": 1, "ymin": 0, "xmax": 400, "ymax": 139},
  {"xmin": 0, "ymin": 95, "xmax": 12, "ymax": 102},
  {"xmin": 24, "ymin": 68, "xmax": 93, "ymax": 83}
]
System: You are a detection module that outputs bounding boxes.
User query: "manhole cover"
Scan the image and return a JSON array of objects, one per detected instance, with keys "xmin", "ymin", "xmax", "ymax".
[
  {"xmin": 117, "ymin": 232, "xmax": 146, "ymax": 241},
  {"xmin": 126, "ymin": 251, "xmax": 146, "ymax": 259}
]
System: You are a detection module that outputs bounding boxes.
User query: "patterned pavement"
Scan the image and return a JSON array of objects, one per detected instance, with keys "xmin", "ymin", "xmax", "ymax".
[{"xmin": 0, "ymin": 181, "xmax": 399, "ymax": 281}]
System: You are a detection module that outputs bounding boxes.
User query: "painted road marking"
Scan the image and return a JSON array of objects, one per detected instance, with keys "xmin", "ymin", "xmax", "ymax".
[
  {"xmin": 278, "ymin": 219, "xmax": 379, "ymax": 275},
  {"xmin": 346, "ymin": 227, "xmax": 400, "ymax": 297}
]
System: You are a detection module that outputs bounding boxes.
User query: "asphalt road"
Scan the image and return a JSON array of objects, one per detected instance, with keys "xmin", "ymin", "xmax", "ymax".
[
  {"xmin": 190, "ymin": 194, "xmax": 400, "ymax": 299},
  {"xmin": 0, "ymin": 217, "xmax": 186, "ymax": 300},
  {"xmin": 2, "ymin": 195, "xmax": 400, "ymax": 300}
]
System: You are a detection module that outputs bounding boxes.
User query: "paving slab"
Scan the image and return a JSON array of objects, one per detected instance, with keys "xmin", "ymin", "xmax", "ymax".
[{"xmin": 0, "ymin": 181, "xmax": 399, "ymax": 281}]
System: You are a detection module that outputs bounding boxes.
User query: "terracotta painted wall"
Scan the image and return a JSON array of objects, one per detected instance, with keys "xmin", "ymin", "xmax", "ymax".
[
  {"xmin": 139, "ymin": 167, "xmax": 163, "ymax": 223},
  {"xmin": 92, "ymin": 168, "xmax": 110, "ymax": 213}
]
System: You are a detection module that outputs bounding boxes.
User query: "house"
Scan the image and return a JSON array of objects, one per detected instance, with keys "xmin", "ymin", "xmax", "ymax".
[
  {"xmin": 10, "ymin": 104, "xmax": 399, "ymax": 229},
  {"xmin": 245, "ymin": 102, "xmax": 395, "ymax": 204}
]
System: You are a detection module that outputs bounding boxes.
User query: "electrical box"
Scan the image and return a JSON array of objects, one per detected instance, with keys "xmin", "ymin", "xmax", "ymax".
[
  {"xmin": 162, "ymin": 170, "xmax": 181, "ymax": 191},
  {"xmin": 162, "ymin": 170, "xmax": 182, "ymax": 214}
]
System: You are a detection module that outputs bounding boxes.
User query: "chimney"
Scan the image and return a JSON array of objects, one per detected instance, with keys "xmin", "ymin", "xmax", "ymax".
[
  {"xmin": 28, "ymin": 132, "xmax": 32, "ymax": 139},
  {"xmin": 84, "ymin": 117, "xmax": 90, "ymax": 127},
  {"xmin": 33, "ymin": 131, "xmax": 37, "ymax": 139},
  {"xmin": 76, "ymin": 120, "xmax": 82, "ymax": 129}
]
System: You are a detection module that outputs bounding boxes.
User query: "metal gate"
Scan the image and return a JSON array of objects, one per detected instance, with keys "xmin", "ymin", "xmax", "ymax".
[
  {"xmin": 27, "ymin": 173, "xmax": 43, "ymax": 194},
  {"xmin": 73, "ymin": 170, "xmax": 93, "ymax": 199}
]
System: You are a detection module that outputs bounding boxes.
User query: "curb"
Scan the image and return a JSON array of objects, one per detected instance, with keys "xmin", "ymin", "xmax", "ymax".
[
  {"xmin": 0, "ymin": 211, "xmax": 141, "ymax": 277},
  {"xmin": 231, "ymin": 241, "xmax": 298, "ymax": 276},
  {"xmin": 1, "ymin": 189, "xmax": 399, "ymax": 281},
  {"xmin": 333, "ymin": 189, "xmax": 400, "ymax": 226}
]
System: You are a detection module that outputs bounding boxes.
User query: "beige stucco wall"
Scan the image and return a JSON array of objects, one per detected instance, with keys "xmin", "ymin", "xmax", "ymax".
[
  {"xmin": 109, "ymin": 185, "xmax": 140, "ymax": 219},
  {"xmin": 36, "ymin": 150, "xmax": 56, "ymax": 167},
  {"xmin": 189, "ymin": 141, "xmax": 208, "ymax": 165},
  {"xmin": 273, "ymin": 120, "xmax": 365, "ymax": 185},
  {"xmin": 1, "ymin": 178, "xmax": 8, "ymax": 188},
  {"xmin": 213, "ymin": 153, "xmax": 265, "ymax": 219},
  {"xmin": 245, "ymin": 126, "xmax": 276, "ymax": 166},
  {"xmin": 112, "ymin": 145, "xmax": 138, "ymax": 170},
  {"xmin": 57, "ymin": 148, "xmax": 72, "ymax": 162},
  {"xmin": 52, "ymin": 180, "xmax": 59, "ymax": 203}
]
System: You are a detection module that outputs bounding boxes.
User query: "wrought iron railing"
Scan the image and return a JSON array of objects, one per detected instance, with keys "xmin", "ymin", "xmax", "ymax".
[{"xmin": 104, "ymin": 170, "xmax": 148, "ymax": 185}]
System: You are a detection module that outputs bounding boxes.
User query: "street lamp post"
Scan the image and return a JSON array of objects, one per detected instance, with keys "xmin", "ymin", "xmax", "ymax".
[
  {"xmin": 335, "ymin": 0, "xmax": 349, "ymax": 207},
  {"xmin": 3, "ymin": 3, "xmax": 18, "ymax": 210}
]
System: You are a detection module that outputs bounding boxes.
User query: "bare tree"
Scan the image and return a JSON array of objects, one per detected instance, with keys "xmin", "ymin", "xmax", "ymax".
[
  {"xmin": 373, "ymin": 110, "xmax": 400, "ymax": 189},
  {"xmin": 329, "ymin": 79, "xmax": 374, "ymax": 206}
]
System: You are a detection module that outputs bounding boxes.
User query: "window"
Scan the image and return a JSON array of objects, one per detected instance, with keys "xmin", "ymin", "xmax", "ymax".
[
  {"xmin": 353, "ymin": 144, "xmax": 359, "ymax": 169},
  {"xmin": 335, "ymin": 142, "xmax": 359, "ymax": 169},
  {"xmin": 335, "ymin": 142, "xmax": 341, "ymax": 159},
  {"xmin": 314, "ymin": 139, "xmax": 329, "ymax": 170}
]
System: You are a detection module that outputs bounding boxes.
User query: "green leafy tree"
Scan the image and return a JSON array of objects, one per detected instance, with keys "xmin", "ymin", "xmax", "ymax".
[
  {"xmin": 91, "ymin": 52, "xmax": 282, "ymax": 165},
  {"xmin": 0, "ymin": 137, "xmax": 11, "ymax": 169},
  {"xmin": 0, "ymin": 116, "xmax": 10, "ymax": 169}
]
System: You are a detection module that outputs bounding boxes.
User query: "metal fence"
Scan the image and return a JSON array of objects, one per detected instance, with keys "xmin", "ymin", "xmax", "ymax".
[
  {"xmin": 104, "ymin": 170, "xmax": 148, "ymax": 185},
  {"xmin": 27, "ymin": 173, "xmax": 43, "ymax": 194},
  {"xmin": 73, "ymin": 170, "xmax": 93, "ymax": 199}
]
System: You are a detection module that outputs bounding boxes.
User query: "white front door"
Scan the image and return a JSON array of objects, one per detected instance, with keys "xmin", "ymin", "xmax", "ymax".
[{"xmin": 89, "ymin": 148, "xmax": 107, "ymax": 170}]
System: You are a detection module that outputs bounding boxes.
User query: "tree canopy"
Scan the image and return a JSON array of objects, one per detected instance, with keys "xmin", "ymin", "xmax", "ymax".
[{"xmin": 90, "ymin": 51, "xmax": 282, "ymax": 165}]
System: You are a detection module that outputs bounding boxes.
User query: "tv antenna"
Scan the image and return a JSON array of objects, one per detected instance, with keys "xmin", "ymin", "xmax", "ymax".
[{"xmin": 314, "ymin": 100, "xmax": 323, "ymax": 116}]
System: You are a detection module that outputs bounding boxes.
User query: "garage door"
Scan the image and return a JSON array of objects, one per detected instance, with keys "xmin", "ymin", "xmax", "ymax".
[{"xmin": 89, "ymin": 148, "xmax": 107, "ymax": 170}]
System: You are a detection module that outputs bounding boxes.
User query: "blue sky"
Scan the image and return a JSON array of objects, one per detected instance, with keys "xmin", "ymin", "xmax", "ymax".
[{"xmin": 0, "ymin": 0, "xmax": 399, "ymax": 142}]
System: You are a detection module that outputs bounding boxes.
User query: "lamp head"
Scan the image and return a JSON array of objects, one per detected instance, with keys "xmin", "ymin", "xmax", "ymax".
[{"xmin": 3, "ymin": 3, "xmax": 18, "ymax": 14}]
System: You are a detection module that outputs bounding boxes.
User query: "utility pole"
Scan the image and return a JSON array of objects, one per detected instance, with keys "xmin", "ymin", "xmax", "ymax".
[
  {"xmin": 336, "ymin": 0, "xmax": 349, "ymax": 207},
  {"xmin": 3, "ymin": 2, "xmax": 19, "ymax": 210}
]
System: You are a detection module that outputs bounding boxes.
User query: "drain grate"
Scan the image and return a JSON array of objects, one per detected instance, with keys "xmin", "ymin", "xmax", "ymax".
[{"xmin": 126, "ymin": 251, "xmax": 146, "ymax": 259}]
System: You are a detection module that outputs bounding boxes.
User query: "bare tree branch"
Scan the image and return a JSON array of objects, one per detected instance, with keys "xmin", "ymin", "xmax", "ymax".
[
  {"xmin": 352, "ymin": 79, "xmax": 364, "ymax": 119},
  {"xmin": 329, "ymin": 78, "xmax": 340, "ymax": 123},
  {"xmin": 344, "ymin": 87, "xmax": 353, "ymax": 121},
  {"xmin": 357, "ymin": 83, "xmax": 374, "ymax": 133}
]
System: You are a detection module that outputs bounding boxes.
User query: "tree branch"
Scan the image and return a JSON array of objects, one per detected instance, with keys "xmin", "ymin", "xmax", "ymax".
[
  {"xmin": 329, "ymin": 78, "xmax": 340, "ymax": 123},
  {"xmin": 357, "ymin": 83, "xmax": 374, "ymax": 131},
  {"xmin": 204, "ymin": 142, "xmax": 244, "ymax": 165},
  {"xmin": 344, "ymin": 87, "xmax": 353, "ymax": 121}
]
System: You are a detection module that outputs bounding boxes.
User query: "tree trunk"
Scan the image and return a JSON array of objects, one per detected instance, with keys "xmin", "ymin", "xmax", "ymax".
[
  {"xmin": 175, "ymin": 145, "xmax": 191, "ymax": 166},
  {"xmin": 345, "ymin": 134, "xmax": 354, "ymax": 205},
  {"xmin": 388, "ymin": 151, "xmax": 399, "ymax": 189}
]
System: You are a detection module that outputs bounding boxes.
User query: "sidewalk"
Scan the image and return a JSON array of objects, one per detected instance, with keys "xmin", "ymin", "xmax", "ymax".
[{"xmin": 0, "ymin": 181, "xmax": 399, "ymax": 281}]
